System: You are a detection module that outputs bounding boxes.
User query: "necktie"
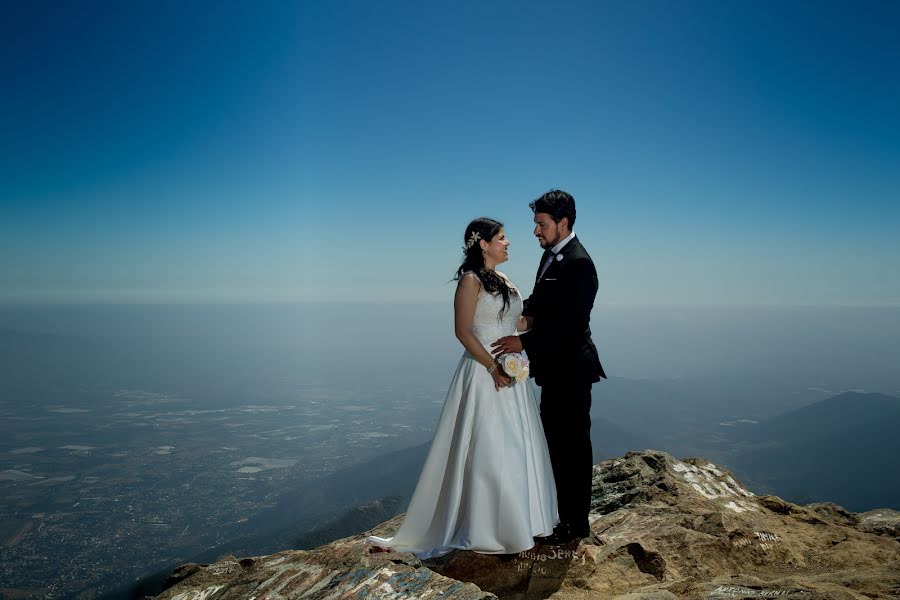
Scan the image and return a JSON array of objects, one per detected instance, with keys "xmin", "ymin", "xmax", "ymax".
[{"xmin": 538, "ymin": 249, "xmax": 556, "ymax": 280}]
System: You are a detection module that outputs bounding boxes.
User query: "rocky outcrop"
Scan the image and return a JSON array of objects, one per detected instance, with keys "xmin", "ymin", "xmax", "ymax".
[
  {"xmin": 155, "ymin": 450, "xmax": 900, "ymax": 600},
  {"xmin": 857, "ymin": 508, "xmax": 900, "ymax": 541},
  {"xmin": 153, "ymin": 545, "xmax": 493, "ymax": 600}
]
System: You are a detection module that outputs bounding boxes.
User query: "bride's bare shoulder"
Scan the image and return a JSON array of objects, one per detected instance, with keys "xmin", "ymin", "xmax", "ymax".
[{"xmin": 457, "ymin": 271, "xmax": 482, "ymax": 290}]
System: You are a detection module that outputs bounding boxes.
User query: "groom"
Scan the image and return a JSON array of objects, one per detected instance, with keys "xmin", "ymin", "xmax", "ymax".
[{"xmin": 492, "ymin": 189, "xmax": 606, "ymax": 544}]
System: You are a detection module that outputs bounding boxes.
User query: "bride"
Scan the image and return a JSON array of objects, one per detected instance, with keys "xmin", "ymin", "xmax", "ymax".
[{"xmin": 366, "ymin": 217, "xmax": 558, "ymax": 558}]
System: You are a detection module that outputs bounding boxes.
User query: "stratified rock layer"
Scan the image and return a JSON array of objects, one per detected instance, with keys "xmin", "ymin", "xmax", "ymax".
[
  {"xmin": 154, "ymin": 543, "xmax": 494, "ymax": 600},
  {"xmin": 156, "ymin": 450, "xmax": 900, "ymax": 600}
]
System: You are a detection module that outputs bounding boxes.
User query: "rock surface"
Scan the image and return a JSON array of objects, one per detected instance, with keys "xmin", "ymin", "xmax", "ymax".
[
  {"xmin": 857, "ymin": 508, "xmax": 900, "ymax": 540},
  {"xmin": 154, "ymin": 542, "xmax": 494, "ymax": 600},
  {"xmin": 155, "ymin": 450, "xmax": 900, "ymax": 600}
]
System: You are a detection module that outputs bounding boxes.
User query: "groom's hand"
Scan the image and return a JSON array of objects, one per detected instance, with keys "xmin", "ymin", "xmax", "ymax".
[{"xmin": 491, "ymin": 336, "xmax": 523, "ymax": 357}]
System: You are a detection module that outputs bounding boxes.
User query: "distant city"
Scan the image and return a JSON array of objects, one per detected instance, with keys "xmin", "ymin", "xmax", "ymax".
[{"xmin": 0, "ymin": 382, "xmax": 443, "ymax": 598}]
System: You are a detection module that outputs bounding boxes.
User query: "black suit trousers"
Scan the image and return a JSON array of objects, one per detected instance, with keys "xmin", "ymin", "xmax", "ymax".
[{"xmin": 539, "ymin": 379, "xmax": 593, "ymax": 534}]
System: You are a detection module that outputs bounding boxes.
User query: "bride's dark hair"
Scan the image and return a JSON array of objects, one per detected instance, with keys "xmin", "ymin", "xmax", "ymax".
[{"xmin": 454, "ymin": 217, "xmax": 516, "ymax": 316}]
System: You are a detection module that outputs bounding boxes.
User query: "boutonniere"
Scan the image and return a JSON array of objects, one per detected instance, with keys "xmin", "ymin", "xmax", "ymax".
[{"xmin": 555, "ymin": 253, "xmax": 563, "ymax": 261}]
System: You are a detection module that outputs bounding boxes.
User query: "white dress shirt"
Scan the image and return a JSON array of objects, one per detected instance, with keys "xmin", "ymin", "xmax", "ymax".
[{"xmin": 538, "ymin": 231, "xmax": 576, "ymax": 280}]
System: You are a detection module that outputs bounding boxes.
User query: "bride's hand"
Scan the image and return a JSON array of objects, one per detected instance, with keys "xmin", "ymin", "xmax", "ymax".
[{"xmin": 490, "ymin": 366, "xmax": 512, "ymax": 390}]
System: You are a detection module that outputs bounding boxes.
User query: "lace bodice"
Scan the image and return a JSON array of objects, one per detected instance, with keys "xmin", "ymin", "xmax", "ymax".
[{"xmin": 467, "ymin": 271, "xmax": 523, "ymax": 349}]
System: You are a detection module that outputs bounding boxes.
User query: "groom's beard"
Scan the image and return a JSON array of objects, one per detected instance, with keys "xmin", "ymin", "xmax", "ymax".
[{"xmin": 538, "ymin": 232, "xmax": 563, "ymax": 249}]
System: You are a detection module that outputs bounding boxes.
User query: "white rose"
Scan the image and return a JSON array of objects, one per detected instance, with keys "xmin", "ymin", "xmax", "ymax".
[{"xmin": 502, "ymin": 353, "xmax": 522, "ymax": 376}]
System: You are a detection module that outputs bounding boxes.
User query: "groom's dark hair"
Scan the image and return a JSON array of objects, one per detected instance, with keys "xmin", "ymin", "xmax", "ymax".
[{"xmin": 530, "ymin": 189, "xmax": 576, "ymax": 228}]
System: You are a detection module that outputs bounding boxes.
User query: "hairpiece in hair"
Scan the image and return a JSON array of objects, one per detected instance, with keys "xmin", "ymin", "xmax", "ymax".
[{"xmin": 463, "ymin": 231, "xmax": 481, "ymax": 251}]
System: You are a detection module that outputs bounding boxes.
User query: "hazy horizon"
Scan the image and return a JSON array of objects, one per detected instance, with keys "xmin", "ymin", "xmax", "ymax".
[{"xmin": 3, "ymin": 302, "xmax": 899, "ymax": 392}]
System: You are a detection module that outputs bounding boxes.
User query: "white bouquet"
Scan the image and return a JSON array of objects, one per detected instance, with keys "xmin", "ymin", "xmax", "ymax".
[{"xmin": 499, "ymin": 352, "xmax": 530, "ymax": 385}]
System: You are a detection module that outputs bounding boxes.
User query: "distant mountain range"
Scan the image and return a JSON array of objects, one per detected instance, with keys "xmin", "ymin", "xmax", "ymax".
[
  {"xmin": 725, "ymin": 391, "xmax": 900, "ymax": 511},
  {"xmin": 590, "ymin": 415, "xmax": 652, "ymax": 462},
  {"xmin": 589, "ymin": 376, "xmax": 841, "ymax": 457}
]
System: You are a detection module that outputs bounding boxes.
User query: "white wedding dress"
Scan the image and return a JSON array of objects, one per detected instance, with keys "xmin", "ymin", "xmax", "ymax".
[{"xmin": 367, "ymin": 273, "xmax": 558, "ymax": 559}]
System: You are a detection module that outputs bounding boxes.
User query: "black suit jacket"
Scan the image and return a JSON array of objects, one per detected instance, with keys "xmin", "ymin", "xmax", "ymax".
[{"xmin": 519, "ymin": 236, "xmax": 606, "ymax": 386}]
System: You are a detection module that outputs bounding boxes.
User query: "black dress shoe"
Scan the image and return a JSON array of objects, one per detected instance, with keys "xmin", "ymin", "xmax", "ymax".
[
  {"xmin": 571, "ymin": 526, "xmax": 591, "ymax": 540},
  {"xmin": 534, "ymin": 532, "xmax": 568, "ymax": 545},
  {"xmin": 535, "ymin": 523, "xmax": 579, "ymax": 545}
]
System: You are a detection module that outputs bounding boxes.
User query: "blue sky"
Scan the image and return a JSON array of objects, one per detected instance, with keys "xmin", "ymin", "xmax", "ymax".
[{"xmin": 2, "ymin": 1, "xmax": 898, "ymax": 305}]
